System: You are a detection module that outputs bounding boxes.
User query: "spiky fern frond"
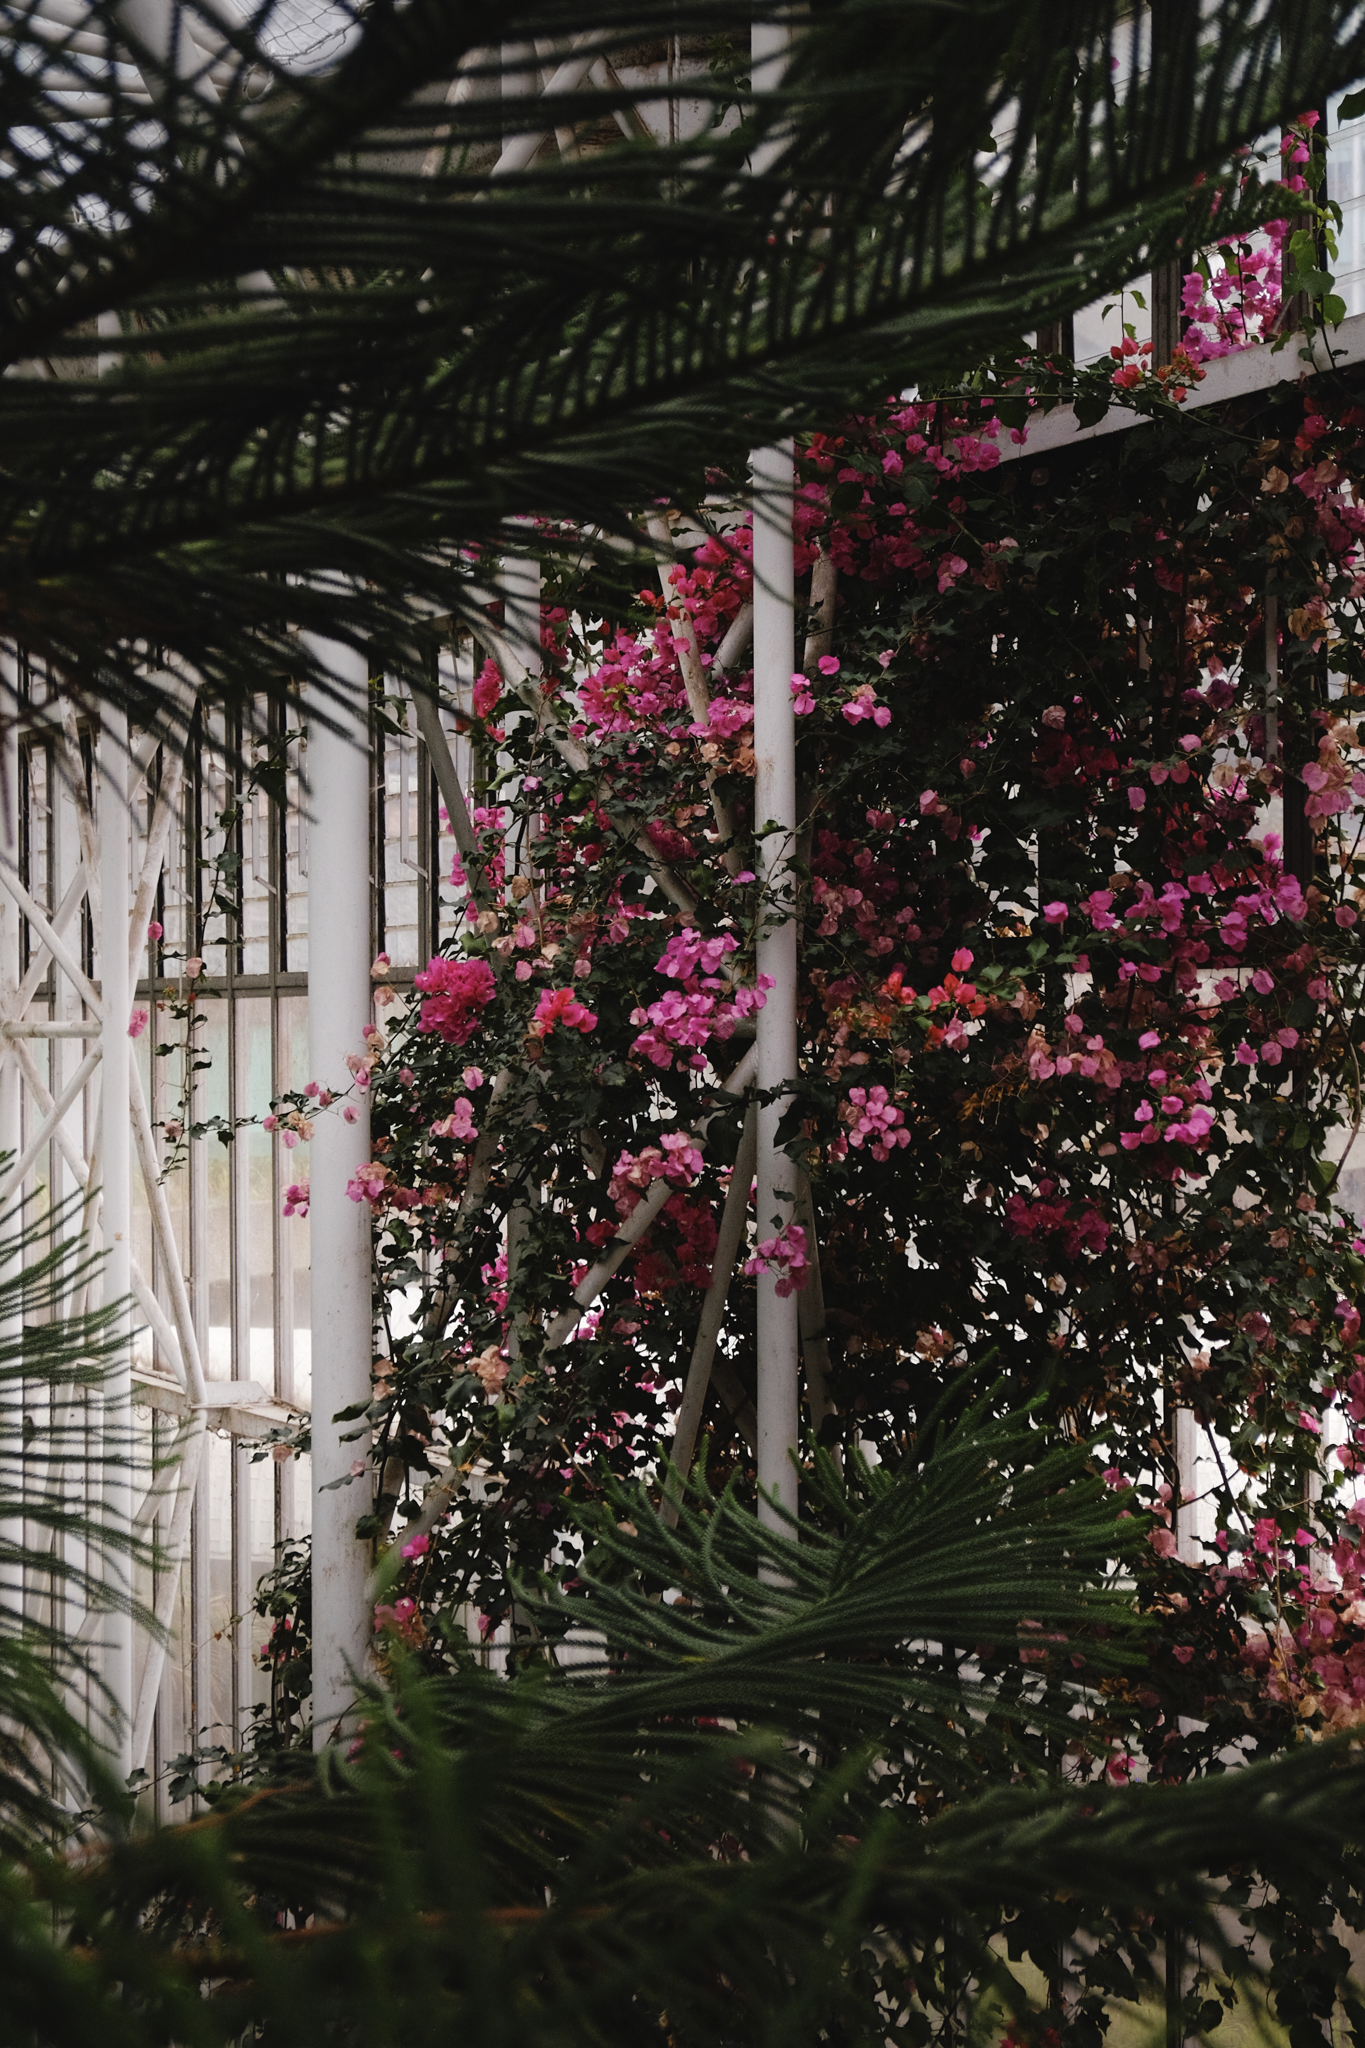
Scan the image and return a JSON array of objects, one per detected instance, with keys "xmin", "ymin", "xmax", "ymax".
[{"xmin": 2, "ymin": 3, "xmax": 1362, "ymax": 736}]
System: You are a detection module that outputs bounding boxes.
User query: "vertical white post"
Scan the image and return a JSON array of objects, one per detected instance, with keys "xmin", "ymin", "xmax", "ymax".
[
  {"xmin": 0, "ymin": 697, "xmax": 23, "ymax": 1631},
  {"xmin": 99, "ymin": 709, "xmax": 133, "ymax": 1776},
  {"xmin": 304, "ymin": 636, "xmax": 373, "ymax": 1744},
  {"xmin": 1172, "ymin": 1404, "xmax": 1202, "ymax": 1565},
  {"xmin": 751, "ymin": 440, "xmax": 800, "ymax": 1532}
]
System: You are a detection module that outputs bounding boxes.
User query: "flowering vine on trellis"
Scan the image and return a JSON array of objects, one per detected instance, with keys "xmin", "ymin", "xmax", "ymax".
[{"xmin": 242, "ymin": 117, "xmax": 1365, "ymax": 1829}]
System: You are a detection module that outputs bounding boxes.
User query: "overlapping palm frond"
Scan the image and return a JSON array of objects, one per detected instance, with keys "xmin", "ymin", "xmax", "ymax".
[
  {"xmin": 3, "ymin": 1, "xmax": 1365, "ymax": 735},
  {"xmin": 0, "ymin": 1402, "xmax": 1358, "ymax": 2046},
  {"xmin": 0, "ymin": 1187, "xmax": 147, "ymax": 1849}
]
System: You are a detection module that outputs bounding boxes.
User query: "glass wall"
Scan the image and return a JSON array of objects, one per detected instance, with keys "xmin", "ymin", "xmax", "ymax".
[{"xmin": 10, "ymin": 657, "xmax": 472, "ymax": 1792}]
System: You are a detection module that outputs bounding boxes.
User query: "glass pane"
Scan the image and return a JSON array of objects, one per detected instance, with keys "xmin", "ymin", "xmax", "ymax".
[
  {"xmin": 200, "ymin": 1004, "xmax": 232, "ymax": 1382},
  {"xmin": 205, "ymin": 1432, "xmax": 233, "ymax": 1745},
  {"xmin": 236, "ymin": 997, "xmax": 275, "ymax": 1392},
  {"xmin": 276, "ymin": 995, "xmax": 311, "ymax": 1413}
]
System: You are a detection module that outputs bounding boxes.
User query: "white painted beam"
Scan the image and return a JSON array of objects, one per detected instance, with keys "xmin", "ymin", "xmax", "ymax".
[{"xmin": 995, "ymin": 313, "xmax": 1365, "ymax": 467}]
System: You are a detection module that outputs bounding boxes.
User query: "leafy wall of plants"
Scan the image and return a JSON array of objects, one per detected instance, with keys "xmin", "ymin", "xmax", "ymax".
[{"xmin": 243, "ymin": 333, "xmax": 1365, "ymax": 2036}]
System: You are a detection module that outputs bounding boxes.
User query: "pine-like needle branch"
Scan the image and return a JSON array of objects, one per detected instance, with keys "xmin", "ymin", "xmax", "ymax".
[{"xmin": 2, "ymin": 2, "xmax": 1364, "ymax": 734}]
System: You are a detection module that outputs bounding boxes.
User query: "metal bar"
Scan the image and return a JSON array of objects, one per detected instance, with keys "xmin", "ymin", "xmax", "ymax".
[
  {"xmin": 129, "ymin": 1255, "xmax": 188, "ymax": 1391},
  {"xmin": 713, "ymin": 603, "xmax": 754, "ymax": 678},
  {"xmin": 646, "ymin": 513, "xmax": 741, "ymax": 870},
  {"xmin": 793, "ymin": 1168, "xmax": 835, "ymax": 1433},
  {"xmin": 99, "ymin": 708, "xmax": 134, "ymax": 1776},
  {"xmin": 489, "ymin": 37, "xmax": 596, "ymax": 177},
  {"xmin": 752, "ymin": 436, "xmax": 800, "ymax": 1533},
  {"xmin": 304, "ymin": 630, "xmax": 374, "ymax": 1746},
  {"xmin": 129, "ymin": 1416, "xmax": 205, "ymax": 1772},
  {"xmin": 0, "ymin": 859, "xmax": 102, "ymax": 1017},
  {"xmin": 398, "ymin": 1046, "xmax": 761, "ymax": 1566},
  {"xmin": 543, "ymin": 1044, "xmax": 757, "ymax": 1351},
  {"xmin": 0, "ymin": 1048, "xmax": 101, "ymax": 1210},
  {"xmin": 2, "ymin": 1021, "xmax": 98, "ymax": 1038},
  {"xmin": 411, "ymin": 686, "xmax": 492, "ymax": 911},
  {"xmin": 0, "ymin": 710, "xmax": 23, "ymax": 1631},
  {"xmin": 661, "ymin": 1103, "xmax": 757, "ymax": 1525},
  {"xmin": 11, "ymin": 863, "xmax": 86, "ymax": 1018},
  {"xmin": 11, "ymin": 1037, "xmax": 89, "ymax": 1189},
  {"xmin": 127, "ymin": 745, "xmax": 185, "ymax": 982},
  {"xmin": 57, "ymin": 703, "xmax": 100, "ymax": 940},
  {"xmin": 128, "ymin": 1056, "xmax": 207, "ymax": 1404}
]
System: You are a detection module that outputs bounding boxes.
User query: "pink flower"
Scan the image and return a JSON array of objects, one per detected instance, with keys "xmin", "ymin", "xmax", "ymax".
[
  {"xmin": 146, "ymin": 920, "xmax": 163, "ymax": 942},
  {"xmin": 1043, "ymin": 900, "xmax": 1068, "ymax": 924},
  {"xmin": 744, "ymin": 1221, "xmax": 810, "ymax": 1296},
  {"xmin": 347, "ymin": 1164, "xmax": 389, "ymax": 1204},
  {"xmin": 472, "ymin": 658, "xmax": 502, "ymax": 718},
  {"xmin": 282, "ymin": 1181, "xmax": 309, "ymax": 1218},
  {"xmin": 817, "ymin": 655, "xmax": 841, "ymax": 676},
  {"xmin": 400, "ymin": 1532, "xmax": 430, "ymax": 1561},
  {"xmin": 1337, "ymin": 905, "xmax": 1359, "ymax": 928},
  {"xmin": 413, "ymin": 954, "xmax": 496, "ymax": 1045},
  {"xmin": 127, "ymin": 1008, "xmax": 149, "ymax": 1040},
  {"xmin": 373, "ymin": 1596, "xmax": 420, "ymax": 1644},
  {"xmin": 1127, "ymin": 786, "xmax": 1146, "ymax": 811},
  {"xmin": 532, "ymin": 986, "xmax": 598, "ymax": 1038},
  {"xmin": 951, "ymin": 948, "xmax": 973, "ymax": 972}
]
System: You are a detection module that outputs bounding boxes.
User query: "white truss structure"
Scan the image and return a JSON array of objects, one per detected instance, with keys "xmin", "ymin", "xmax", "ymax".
[{"xmin": 0, "ymin": 682, "xmax": 306, "ymax": 1776}]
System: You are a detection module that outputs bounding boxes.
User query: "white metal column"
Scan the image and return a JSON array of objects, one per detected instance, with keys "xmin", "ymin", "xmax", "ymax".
[
  {"xmin": 99, "ymin": 710, "xmax": 133, "ymax": 1774},
  {"xmin": 751, "ymin": 441, "xmax": 800, "ymax": 1531},
  {"xmin": 305, "ymin": 637, "xmax": 374, "ymax": 1743},
  {"xmin": 0, "ymin": 708, "xmax": 22, "ymax": 1630}
]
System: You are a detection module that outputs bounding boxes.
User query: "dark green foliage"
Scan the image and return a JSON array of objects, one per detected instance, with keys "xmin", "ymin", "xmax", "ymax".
[
  {"xmin": 1, "ymin": 1404, "xmax": 1360, "ymax": 2045},
  {"xmin": 4, "ymin": 2, "xmax": 1365, "ymax": 737}
]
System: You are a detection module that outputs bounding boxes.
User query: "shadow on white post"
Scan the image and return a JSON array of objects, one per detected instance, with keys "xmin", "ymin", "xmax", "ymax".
[
  {"xmin": 99, "ymin": 709, "xmax": 133, "ymax": 1776},
  {"xmin": 305, "ymin": 636, "xmax": 374, "ymax": 1746},
  {"xmin": 751, "ymin": 440, "xmax": 800, "ymax": 1534}
]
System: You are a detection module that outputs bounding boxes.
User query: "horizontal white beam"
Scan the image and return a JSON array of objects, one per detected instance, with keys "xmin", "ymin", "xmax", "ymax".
[
  {"xmin": 3, "ymin": 1020, "xmax": 97, "ymax": 1038},
  {"xmin": 996, "ymin": 312, "xmax": 1365, "ymax": 466}
]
